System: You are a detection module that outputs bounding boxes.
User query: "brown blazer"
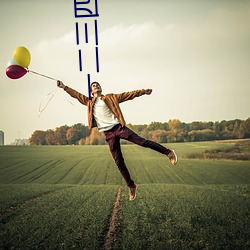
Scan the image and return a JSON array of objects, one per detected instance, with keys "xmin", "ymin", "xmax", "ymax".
[{"xmin": 64, "ymin": 86, "xmax": 146, "ymax": 129}]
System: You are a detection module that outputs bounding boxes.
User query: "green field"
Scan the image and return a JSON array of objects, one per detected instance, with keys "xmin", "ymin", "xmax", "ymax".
[{"xmin": 0, "ymin": 141, "xmax": 249, "ymax": 249}]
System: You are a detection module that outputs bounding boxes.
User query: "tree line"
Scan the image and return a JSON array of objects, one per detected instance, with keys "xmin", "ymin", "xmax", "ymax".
[{"xmin": 29, "ymin": 118, "xmax": 250, "ymax": 145}]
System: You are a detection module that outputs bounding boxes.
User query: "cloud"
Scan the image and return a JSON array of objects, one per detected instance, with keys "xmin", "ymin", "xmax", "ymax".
[
  {"xmin": 29, "ymin": 14, "xmax": 250, "ymax": 96},
  {"xmin": 30, "ymin": 22, "xmax": 174, "ymax": 72},
  {"xmin": 99, "ymin": 22, "xmax": 154, "ymax": 45},
  {"xmin": 32, "ymin": 31, "xmax": 76, "ymax": 64}
]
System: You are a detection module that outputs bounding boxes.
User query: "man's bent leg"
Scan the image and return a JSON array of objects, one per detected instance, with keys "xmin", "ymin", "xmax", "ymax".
[{"xmin": 104, "ymin": 132, "xmax": 135, "ymax": 187}]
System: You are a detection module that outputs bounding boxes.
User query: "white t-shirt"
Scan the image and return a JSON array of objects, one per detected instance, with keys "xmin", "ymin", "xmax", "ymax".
[{"xmin": 93, "ymin": 97, "xmax": 119, "ymax": 132}]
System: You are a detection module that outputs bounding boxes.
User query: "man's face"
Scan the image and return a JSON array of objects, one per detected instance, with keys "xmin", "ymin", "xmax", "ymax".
[{"xmin": 91, "ymin": 82, "xmax": 102, "ymax": 94}]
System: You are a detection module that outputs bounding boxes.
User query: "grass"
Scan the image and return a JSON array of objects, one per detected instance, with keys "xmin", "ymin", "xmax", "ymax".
[
  {"xmin": 0, "ymin": 141, "xmax": 250, "ymax": 249},
  {"xmin": 0, "ymin": 145, "xmax": 121, "ymax": 185},
  {"xmin": 120, "ymin": 184, "xmax": 250, "ymax": 250},
  {"xmin": 0, "ymin": 184, "xmax": 118, "ymax": 249}
]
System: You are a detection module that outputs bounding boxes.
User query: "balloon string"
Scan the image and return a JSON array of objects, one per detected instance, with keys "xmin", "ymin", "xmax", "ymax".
[
  {"xmin": 38, "ymin": 88, "xmax": 58, "ymax": 118},
  {"xmin": 28, "ymin": 69, "xmax": 58, "ymax": 81},
  {"xmin": 67, "ymin": 100, "xmax": 75, "ymax": 106}
]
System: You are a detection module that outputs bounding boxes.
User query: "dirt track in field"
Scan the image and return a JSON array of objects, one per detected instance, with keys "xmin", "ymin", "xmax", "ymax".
[{"xmin": 103, "ymin": 186, "xmax": 123, "ymax": 250}]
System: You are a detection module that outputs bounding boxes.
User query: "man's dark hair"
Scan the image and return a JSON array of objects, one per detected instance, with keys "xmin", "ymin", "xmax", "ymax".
[{"xmin": 91, "ymin": 81, "xmax": 100, "ymax": 87}]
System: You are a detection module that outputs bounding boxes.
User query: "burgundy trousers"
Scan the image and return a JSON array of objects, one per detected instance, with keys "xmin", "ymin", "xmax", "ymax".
[{"xmin": 104, "ymin": 124, "xmax": 171, "ymax": 187}]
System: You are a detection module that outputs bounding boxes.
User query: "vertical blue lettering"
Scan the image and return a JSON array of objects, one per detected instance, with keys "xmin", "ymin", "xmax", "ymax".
[
  {"xmin": 88, "ymin": 73, "xmax": 91, "ymax": 100},
  {"xmin": 95, "ymin": 20, "xmax": 98, "ymax": 46},
  {"xmin": 76, "ymin": 22, "xmax": 79, "ymax": 45},
  {"xmin": 85, "ymin": 23, "xmax": 88, "ymax": 43},
  {"xmin": 95, "ymin": 47, "xmax": 99, "ymax": 72},
  {"xmin": 79, "ymin": 50, "xmax": 82, "ymax": 71}
]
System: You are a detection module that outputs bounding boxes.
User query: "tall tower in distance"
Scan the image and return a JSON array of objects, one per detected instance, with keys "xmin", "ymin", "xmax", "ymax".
[{"xmin": 0, "ymin": 131, "xmax": 4, "ymax": 146}]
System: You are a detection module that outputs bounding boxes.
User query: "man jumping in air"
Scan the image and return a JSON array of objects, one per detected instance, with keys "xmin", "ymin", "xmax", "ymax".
[{"xmin": 57, "ymin": 81, "xmax": 177, "ymax": 201}]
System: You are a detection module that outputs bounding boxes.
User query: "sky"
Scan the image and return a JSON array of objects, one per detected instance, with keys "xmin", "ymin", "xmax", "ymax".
[{"xmin": 0, "ymin": 0, "xmax": 249, "ymax": 144}]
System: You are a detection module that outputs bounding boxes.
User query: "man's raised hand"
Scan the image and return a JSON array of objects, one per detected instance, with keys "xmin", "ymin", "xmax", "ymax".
[
  {"xmin": 145, "ymin": 89, "xmax": 153, "ymax": 95},
  {"xmin": 57, "ymin": 80, "xmax": 65, "ymax": 89}
]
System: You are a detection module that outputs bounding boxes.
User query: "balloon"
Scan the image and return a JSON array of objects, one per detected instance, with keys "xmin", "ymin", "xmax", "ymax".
[
  {"xmin": 7, "ymin": 58, "xmax": 17, "ymax": 67},
  {"xmin": 13, "ymin": 46, "xmax": 31, "ymax": 68},
  {"xmin": 6, "ymin": 65, "xmax": 27, "ymax": 79}
]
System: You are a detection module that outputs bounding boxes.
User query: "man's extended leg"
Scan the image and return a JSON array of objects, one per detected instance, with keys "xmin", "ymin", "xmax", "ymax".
[{"xmin": 118, "ymin": 125, "xmax": 177, "ymax": 165}]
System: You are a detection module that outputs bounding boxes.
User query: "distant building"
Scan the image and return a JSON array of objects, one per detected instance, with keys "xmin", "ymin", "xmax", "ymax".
[{"xmin": 0, "ymin": 131, "xmax": 4, "ymax": 145}]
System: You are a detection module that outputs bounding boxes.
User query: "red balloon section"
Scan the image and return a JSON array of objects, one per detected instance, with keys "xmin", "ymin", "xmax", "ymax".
[{"xmin": 6, "ymin": 65, "xmax": 27, "ymax": 79}]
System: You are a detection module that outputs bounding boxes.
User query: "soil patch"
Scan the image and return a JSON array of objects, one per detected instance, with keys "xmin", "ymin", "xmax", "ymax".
[{"xmin": 103, "ymin": 186, "xmax": 122, "ymax": 250}]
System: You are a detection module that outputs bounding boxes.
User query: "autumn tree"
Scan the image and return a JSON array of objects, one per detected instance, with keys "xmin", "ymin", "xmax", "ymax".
[
  {"xmin": 239, "ymin": 118, "xmax": 250, "ymax": 138},
  {"xmin": 188, "ymin": 129, "xmax": 216, "ymax": 141},
  {"xmin": 86, "ymin": 128, "xmax": 106, "ymax": 145},
  {"xmin": 55, "ymin": 126, "xmax": 68, "ymax": 144},
  {"xmin": 150, "ymin": 129, "xmax": 167, "ymax": 143},
  {"xmin": 66, "ymin": 127, "xmax": 75, "ymax": 144},
  {"xmin": 45, "ymin": 129, "xmax": 57, "ymax": 145},
  {"xmin": 66, "ymin": 123, "xmax": 90, "ymax": 145},
  {"xmin": 147, "ymin": 121, "xmax": 168, "ymax": 131},
  {"xmin": 167, "ymin": 119, "xmax": 184, "ymax": 142},
  {"xmin": 29, "ymin": 130, "xmax": 46, "ymax": 145}
]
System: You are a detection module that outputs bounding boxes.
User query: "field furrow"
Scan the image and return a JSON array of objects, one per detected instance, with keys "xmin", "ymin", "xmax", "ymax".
[{"xmin": 103, "ymin": 186, "xmax": 123, "ymax": 250}]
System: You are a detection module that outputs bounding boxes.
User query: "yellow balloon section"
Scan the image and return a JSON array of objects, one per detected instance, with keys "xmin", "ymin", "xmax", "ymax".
[{"xmin": 13, "ymin": 46, "xmax": 31, "ymax": 68}]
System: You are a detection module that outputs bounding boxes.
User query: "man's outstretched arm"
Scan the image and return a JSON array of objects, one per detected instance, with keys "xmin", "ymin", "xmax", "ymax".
[
  {"xmin": 116, "ymin": 89, "xmax": 153, "ymax": 103},
  {"xmin": 57, "ymin": 80, "xmax": 89, "ymax": 106}
]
